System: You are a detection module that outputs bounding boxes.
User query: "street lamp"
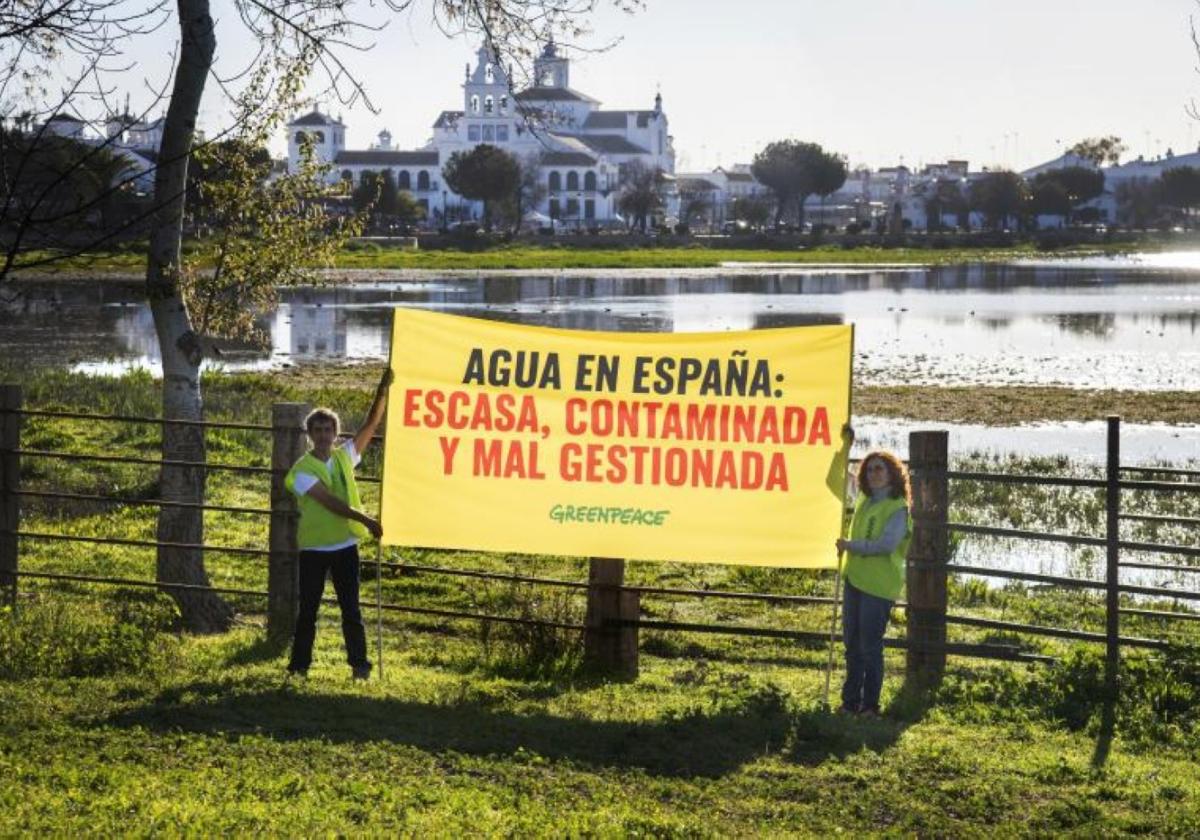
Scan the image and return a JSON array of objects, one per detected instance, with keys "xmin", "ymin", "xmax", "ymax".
[{"xmin": 441, "ymin": 190, "xmax": 448, "ymax": 232}]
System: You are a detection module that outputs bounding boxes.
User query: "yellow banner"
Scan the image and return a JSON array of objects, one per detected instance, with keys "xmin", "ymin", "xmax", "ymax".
[{"xmin": 380, "ymin": 309, "xmax": 852, "ymax": 568}]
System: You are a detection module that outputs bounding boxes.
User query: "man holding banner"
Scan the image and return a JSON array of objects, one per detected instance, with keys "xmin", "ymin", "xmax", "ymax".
[{"xmin": 285, "ymin": 370, "xmax": 392, "ymax": 680}]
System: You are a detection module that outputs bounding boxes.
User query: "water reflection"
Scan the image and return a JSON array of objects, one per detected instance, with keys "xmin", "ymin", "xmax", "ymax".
[{"xmin": 1, "ymin": 259, "xmax": 1198, "ymax": 392}]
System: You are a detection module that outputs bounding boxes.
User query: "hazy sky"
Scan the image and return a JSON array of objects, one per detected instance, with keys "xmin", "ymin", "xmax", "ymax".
[{"xmin": 100, "ymin": 0, "xmax": 1200, "ymax": 171}]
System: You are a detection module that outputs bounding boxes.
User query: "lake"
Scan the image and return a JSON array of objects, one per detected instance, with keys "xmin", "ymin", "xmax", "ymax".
[{"xmin": 5, "ymin": 256, "xmax": 1198, "ymax": 391}]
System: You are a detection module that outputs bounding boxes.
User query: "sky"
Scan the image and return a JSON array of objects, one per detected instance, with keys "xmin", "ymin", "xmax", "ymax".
[{"xmin": 72, "ymin": 0, "xmax": 1200, "ymax": 172}]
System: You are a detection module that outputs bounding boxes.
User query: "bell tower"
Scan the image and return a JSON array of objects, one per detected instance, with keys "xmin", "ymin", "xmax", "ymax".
[
  {"xmin": 533, "ymin": 39, "xmax": 569, "ymax": 88},
  {"xmin": 463, "ymin": 44, "xmax": 511, "ymax": 118}
]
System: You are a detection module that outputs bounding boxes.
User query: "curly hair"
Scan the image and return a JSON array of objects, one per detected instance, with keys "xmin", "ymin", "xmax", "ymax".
[{"xmin": 855, "ymin": 450, "xmax": 911, "ymax": 505}]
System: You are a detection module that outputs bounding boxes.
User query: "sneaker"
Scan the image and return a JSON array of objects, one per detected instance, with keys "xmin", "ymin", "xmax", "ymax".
[
  {"xmin": 351, "ymin": 664, "xmax": 372, "ymax": 681},
  {"xmin": 837, "ymin": 704, "xmax": 859, "ymax": 715}
]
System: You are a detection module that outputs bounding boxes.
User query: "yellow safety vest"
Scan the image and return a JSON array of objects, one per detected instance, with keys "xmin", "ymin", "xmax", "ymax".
[
  {"xmin": 843, "ymin": 494, "xmax": 911, "ymax": 601},
  {"xmin": 284, "ymin": 448, "xmax": 369, "ymax": 549}
]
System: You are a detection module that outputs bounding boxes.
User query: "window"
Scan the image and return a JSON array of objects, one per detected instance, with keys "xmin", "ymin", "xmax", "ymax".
[
  {"xmin": 398, "ymin": 171, "xmax": 411, "ymax": 190},
  {"xmin": 418, "ymin": 198, "xmax": 429, "ymax": 212},
  {"xmin": 341, "ymin": 169, "xmax": 352, "ymax": 182},
  {"xmin": 485, "ymin": 63, "xmax": 494, "ymax": 83},
  {"xmin": 566, "ymin": 199, "xmax": 579, "ymax": 218},
  {"xmin": 468, "ymin": 124, "xmax": 480, "ymax": 142},
  {"xmin": 499, "ymin": 95, "xmax": 508, "ymax": 113},
  {"xmin": 548, "ymin": 171, "xmax": 561, "ymax": 192},
  {"xmin": 314, "ymin": 131, "xmax": 325, "ymax": 143},
  {"xmin": 484, "ymin": 95, "xmax": 494, "ymax": 115},
  {"xmin": 482, "ymin": 125, "xmax": 494, "ymax": 142},
  {"xmin": 470, "ymin": 95, "xmax": 480, "ymax": 114},
  {"xmin": 584, "ymin": 171, "xmax": 596, "ymax": 191},
  {"xmin": 496, "ymin": 124, "xmax": 509, "ymax": 142},
  {"xmin": 294, "ymin": 131, "xmax": 306, "ymax": 144},
  {"xmin": 566, "ymin": 171, "xmax": 579, "ymax": 191},
  {"xmin": 418, "ymin": 171, "xmax": 430, "ymax": 191},
  {"xmin": 549, "ymin": 198, "xmax": 561, "ymax": 219},
  {"xmin": 584, "ymin": 199, "xmax": 595, "ymax": 219}
]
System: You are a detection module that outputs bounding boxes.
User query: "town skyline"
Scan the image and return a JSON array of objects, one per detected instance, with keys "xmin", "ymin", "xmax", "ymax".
[{"xmin": 32, "ymin": 0, "xmax": 1200, "ymax": 173}]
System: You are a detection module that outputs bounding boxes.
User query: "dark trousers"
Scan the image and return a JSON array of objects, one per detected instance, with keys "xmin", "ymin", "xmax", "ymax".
[
  {"xmin": 288, "ymin": 544, "xmax": 370, "ymax": 672},
  {"xmin": 841, "ymin": 580, "xmax": 894, "ymax": 712}
]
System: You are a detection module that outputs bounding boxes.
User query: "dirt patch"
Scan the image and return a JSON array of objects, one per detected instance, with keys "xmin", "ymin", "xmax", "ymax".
[{"xmin": 856, "ymin": 385, "xmax": 1200, "ymax": 425}]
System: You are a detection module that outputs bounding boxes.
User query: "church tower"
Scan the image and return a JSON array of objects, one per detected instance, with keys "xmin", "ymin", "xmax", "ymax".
[
  {"xmin": 463, "ymin": 44, "xmax": 512, "ymax": 120},
  {"xmin": 533, "ymin": 39, "xmax": 569, "ymax": 88}
]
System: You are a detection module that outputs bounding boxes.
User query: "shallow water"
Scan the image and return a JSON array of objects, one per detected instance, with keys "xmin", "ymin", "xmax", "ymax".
[
  {"xmin": 6, "ymin": 256, "xmax": 1198, "ymax": 391},
  {"xmin": 853, "ymin": 416, "xmax": 1200, "ymax": 465}
]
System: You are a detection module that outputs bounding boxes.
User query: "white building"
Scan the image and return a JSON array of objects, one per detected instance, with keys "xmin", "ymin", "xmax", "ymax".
[
  {"xmin": 285, "ymin": 42, "xmax": 676, "ymax": 227},
  {"xmin": 1018, "ymin": 148, "xmax": 1200, "ymax": 226},
  {"xmin": 31, "ymin": 109, "xmax": 165, "ymax": 194}
]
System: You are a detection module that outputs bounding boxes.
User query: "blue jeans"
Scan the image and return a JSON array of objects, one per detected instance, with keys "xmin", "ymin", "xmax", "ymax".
[
  {"xmin": 288, "ymin": 545, "xmax": 370, "ymax": 673},
  {"xmin": 841, "ymin": 581, "xmax": 894, "ymax": 712}
]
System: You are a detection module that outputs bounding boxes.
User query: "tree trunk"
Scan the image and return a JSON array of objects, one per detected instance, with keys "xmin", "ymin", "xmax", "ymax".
[{"xmin": 146, "ymin": 0, "xmax": 232, "ymax": 633}]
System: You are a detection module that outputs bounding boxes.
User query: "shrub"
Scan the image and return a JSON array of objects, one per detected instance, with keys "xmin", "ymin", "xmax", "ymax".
[
  {"xmin": 934, "ymin": 646, "xmax": 1200, "ymax": 750},
  {"xmin": 0, "ymin": 594, "xmax": 178, "ymax": 680},
  {"xmin": 470, "ymin": 566, "xmax": 584, "ymax": 680}
]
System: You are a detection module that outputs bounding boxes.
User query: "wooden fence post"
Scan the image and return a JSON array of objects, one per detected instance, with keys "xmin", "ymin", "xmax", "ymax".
[
  {"xmin": 906, "ymin": 430, "xmax": 949, "ymax": 686},
  {"xmin": 1105, "ymin": 415, "xmax": 1121, "ymax": 699},
  {"xmin": 584, "ymin": 557, "xmax": 639, "ymax": 678},
  {"xmin": 268, "ymin": 402, "xmax": 310, "ymax": 643},
  {"xmin": 0, "ymin": 385, "xmax": 20, "ymax": 607}
]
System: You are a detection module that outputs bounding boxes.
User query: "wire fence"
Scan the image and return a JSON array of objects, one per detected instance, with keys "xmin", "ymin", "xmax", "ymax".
[{"xmin": 0, "ymin": 394, "xmax": 1197, "ymax": 683}]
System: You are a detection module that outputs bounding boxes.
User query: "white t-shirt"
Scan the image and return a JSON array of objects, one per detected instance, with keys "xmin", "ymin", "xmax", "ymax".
[{"xmin": 291, "ymin": 440, "xmax": 362, "ymax": 552}]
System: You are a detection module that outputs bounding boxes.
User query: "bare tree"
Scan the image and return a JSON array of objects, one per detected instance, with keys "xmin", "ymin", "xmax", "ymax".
[{"xmin": 2, "ymin": 0, "xmax": 642, "ymax": 631}]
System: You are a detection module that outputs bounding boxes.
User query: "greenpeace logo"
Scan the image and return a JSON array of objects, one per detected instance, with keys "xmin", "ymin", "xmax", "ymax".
[{"xmin": 549, "ymin": 504, "xmax": 670, "ymax": 527}]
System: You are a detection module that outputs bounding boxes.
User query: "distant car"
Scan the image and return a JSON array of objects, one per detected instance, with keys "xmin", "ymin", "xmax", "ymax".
[{"xmin": 722, "ymin": 220, "xmax": 749, "ymax": 234}]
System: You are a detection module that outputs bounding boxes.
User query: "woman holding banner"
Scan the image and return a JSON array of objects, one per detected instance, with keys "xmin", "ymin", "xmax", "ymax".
[
  {"xmin": 285, "ymin": 370, "xmax": 392, "ymax": 680},
  {"xmin": 835, "ymin": 451, "xmax": 912, "ymax": 716}
]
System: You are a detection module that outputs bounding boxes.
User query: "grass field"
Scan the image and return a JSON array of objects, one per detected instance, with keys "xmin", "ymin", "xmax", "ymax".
[
  {"xmin": 1, "ymin": 368, "xmax": 1198, "ymax": 834},
  {"xmin": 10, "ymin": 238, "xmax": 1158, "ymax": 276}
]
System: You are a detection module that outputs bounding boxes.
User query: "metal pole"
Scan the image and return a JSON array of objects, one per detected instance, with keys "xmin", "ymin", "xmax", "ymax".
[
  {"xmin": 823, "ymin": 327, "xmax": 855, "ymax": 709},
  {"xmin": 375, "ymin": 541, "xmax": 384, "ymax": 681},
  {"xmin": 823, "ymin": 552, "xmax": 845, "ymax": 709},
  {"xmin": 374, "ymin": 313, "xmax": 396, "ymax": 682},
  {"xmin": 1105, "ymin": 415, "xmax": 1121, "ymax": 700}
]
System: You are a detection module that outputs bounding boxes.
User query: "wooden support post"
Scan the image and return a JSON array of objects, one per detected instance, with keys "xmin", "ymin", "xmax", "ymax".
[
  {"xmin": 906, "ymin": 430, "xmax": 949, "ymax": 686},
  {"xmin": 268, "ymin": 402, "xmax": 310, "ymax": 643},
  {"xmin": 584, "ymin": 557, "xmax": 639, "ymax": 678},
  {"xmin": 1105, "ymin": 415, "xmax": 1121, "ymax": 700},
  {"xmin": 0, "ymin": 385, "xmax": 20, "ymax": 607}
]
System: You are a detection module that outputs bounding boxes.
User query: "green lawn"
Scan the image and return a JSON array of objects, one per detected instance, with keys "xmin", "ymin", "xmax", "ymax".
[
  {"xmin": 10, "ymin": 238, "xmax": 1161, "ymax": 275},
  {"xmin": 2, "ymin": 616, "xmax": 1198, "ymax": 835},
  {"xmin": 1, "ymin": 368, "xmax": 1198, "ymax": 834}
]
